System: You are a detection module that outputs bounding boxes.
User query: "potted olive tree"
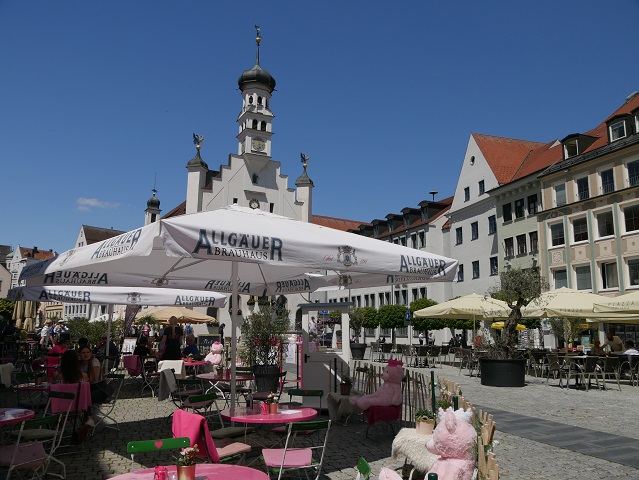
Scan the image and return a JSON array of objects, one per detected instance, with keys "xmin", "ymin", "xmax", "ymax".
[
  {"xmin": 481, "ymin": 267, "xmax": 547, "ymax": 387},
  {"xmin": 240, "ymin": 304, "xmax": 289, "ymax": 393},
  {"xmin": 377, "ymin": 304, "xmax": 407, "ymax": 345},
  {"xmin": 349, "ymin": 307, "xmax": 373, "ymax": 359}
]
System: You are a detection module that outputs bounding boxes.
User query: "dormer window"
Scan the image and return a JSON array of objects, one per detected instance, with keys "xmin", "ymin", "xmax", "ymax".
[
  {"xmin": 609, "ymin": 119, "xmax": 627, "ymax": 142},
  {"xmin": 564, "ymin": 140, "xmax": 578, "ymax": 158}
]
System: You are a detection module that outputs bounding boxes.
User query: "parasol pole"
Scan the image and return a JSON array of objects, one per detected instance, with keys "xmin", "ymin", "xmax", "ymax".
[
  {"xmin": 230, "ymin": 261, "xmax": 238, "ymax": 409},
  {"xmin": 104, "ymin": 304, "xmax": 114, "ymax": 375}
]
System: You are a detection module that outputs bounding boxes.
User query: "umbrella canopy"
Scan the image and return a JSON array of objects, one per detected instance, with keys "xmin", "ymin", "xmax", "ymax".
[
  {"xmin": 521, "ymin": 287, "xmax": 637, "ymax": 320},
  {"xmin": 19, "ymin": 205, "xmax": 458, "ymax": 408},
  {"xmin": 593, "ymin": 290, "xmax": 639, "ymax": 323},
  {"xmin": 12, "ymin": 300, "xmax": 25, "ymax": 328},
  {"xmin": 135, "ymin": 306, "xmax": 217, "ymax": 324},
  {"xmin": 413, "ymin": 293, "xmax": 511, "ymax": 320},
  {"xmin": 8, "ymin": 285, "xmax": 227, "ymax": 309},
  {"xmin": 491, "ymin": 321, "xmax": 526, "ymax": 330}
]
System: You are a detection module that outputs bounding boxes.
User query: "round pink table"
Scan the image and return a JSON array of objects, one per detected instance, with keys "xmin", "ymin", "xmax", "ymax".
[
  {"xmin": 221, "ymin": 406, "xmax": 317, "ymax": 425},
  {"xmin": 0, "ymin": 408, "xmax": 35, "ymax": 427},
  {"xmin": 107, "ymin": 463, "xmax": 269, "ymax": 480},
  {"xmin": 196, "ymin": 372, "xmax": 254, "ymax": 382}
]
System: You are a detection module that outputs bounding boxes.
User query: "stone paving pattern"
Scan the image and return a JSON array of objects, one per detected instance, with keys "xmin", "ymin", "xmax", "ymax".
[{"xmin": 2, "ymin": 361, "xmax": 639, "ymax": 479}]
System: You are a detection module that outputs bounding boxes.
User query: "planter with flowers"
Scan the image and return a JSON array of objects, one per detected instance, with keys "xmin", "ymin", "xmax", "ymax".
[
  {"xmin": 265, "ymin": 392, "xmax": 279, "ymax": 414},
  {"xmin": 176, "ymin": 444, "xmax": 199, "ymax": 480},
  {"xmin": 414, "ymin": 408, "xmax": 436, "ymax": 435}
]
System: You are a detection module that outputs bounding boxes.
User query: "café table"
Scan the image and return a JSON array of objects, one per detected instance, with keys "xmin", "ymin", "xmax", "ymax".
[
  {"xmin": 196, "ymin": 372, "xmax": 254, "ymax": 403},
  {"xmin": 107, "ymin": 463, "xmax": 269, "ymax": 480},
  {"xmin": 183, "ymin": 360, "xmax": 208, "ymax": 374},
  {"xmin": 220, "ymin": 406, "xmax": 317, "ymax": 444},
  {"xmin": 0, "ymin": 407, "xmax": 35, "ymax": 427}
]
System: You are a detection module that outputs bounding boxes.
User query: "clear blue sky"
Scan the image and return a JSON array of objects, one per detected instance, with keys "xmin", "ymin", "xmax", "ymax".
[{"xmin": 2, "ymin": 1, "xmax": 639, "ymax": 254}]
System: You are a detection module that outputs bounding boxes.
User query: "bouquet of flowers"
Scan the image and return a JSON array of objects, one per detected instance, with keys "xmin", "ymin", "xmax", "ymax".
[{"xmin": 176, "ymin": 444, "xmax": 199, "ymax": 466}]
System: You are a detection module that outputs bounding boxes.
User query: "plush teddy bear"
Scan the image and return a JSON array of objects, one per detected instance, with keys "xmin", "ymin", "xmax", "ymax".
[
  {"xmin": 377, "ymin": 467, "xmax": 402, "ymax": 480},
  {"xmin": 426, "ymin": 408, "xmax": 476, "ymax": 480},
  {"xmin": 204, "ymin": 341, "xmax": 224, "ymax": 366},
  {"xmin": 349, "ymin": 359, "xmax": 403, "ymax": 410}
]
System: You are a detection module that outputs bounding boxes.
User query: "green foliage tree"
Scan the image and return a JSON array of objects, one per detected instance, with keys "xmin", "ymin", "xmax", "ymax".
[
  {"xmin": 65, "ymin": 317, "xmax": 125, "ymax": 346},
  {"xmin": 489, "ymin": 267, "xmax": 548, "ymax": 359},
  {"xmin": 376, "ymin": 304, "xmax": 407, "ymax": 329},
  {"xmin": 409, "ymin": 298, "xmax": 442, "ymax": 331},
  {"xmin": 240, "ymin": 304, "xmax": 289, "ymax": 366},
  {"xmin": 0, "ymin": 299, "xmax": 15, "ymax": 329},
  {"xmin": 349, "ymin": 308, "xmax": 367, "ymax": 341},
  {"xmin": 358, "ymin": 306, "xmax": 379, "ymax": 329}
]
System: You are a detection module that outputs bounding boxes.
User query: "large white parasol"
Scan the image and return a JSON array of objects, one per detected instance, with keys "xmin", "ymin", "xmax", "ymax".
[{"xmin": 20, "ymin": 205, "xmax": 458, "ymax": 406}]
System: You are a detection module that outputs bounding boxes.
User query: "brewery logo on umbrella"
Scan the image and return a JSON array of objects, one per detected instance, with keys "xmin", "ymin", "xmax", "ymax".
[{"xmin": 338, "ymin": 246, "xmax": 357, "ymax": 267}]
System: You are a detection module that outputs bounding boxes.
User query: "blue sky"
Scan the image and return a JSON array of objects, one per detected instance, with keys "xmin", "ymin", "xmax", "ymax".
[{"xmin": 2, "ymin": 1, "xmax": 639, "ymax": 254}]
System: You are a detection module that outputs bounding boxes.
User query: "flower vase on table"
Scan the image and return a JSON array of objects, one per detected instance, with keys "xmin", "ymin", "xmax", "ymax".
[
  {"xmin": 176, "ymin": 465, "xmax": 196, "ymax": 480},
  {"xmin": 176, "ymin": 444, "xmax": 198, "ymax": 480}
]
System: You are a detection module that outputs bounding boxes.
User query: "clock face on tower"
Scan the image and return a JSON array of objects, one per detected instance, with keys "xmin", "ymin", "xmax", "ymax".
[{"xmin": 252, "ymin": 137, "xmax": 266, "ymax": 152}]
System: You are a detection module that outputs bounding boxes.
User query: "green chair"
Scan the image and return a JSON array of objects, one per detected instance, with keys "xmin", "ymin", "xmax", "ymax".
[
  {"xmin": 356, "ymin": 457, "xmax": 371, "ymax": 480},
  {"xmin": 285, "ymin": 389, "xmax": 324, "ymax": 413},
  {"xmin": 126, "ymin": 437, "xmax": 190, "ymax": 463}
]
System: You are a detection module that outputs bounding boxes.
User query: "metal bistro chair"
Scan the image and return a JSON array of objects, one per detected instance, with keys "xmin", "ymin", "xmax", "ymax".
[
  {"xmin": 600, "ymin": 356, "xmax": 622, "ymax": 391},
  {"xmin": 380, "ymin": 344, "xmax": 393, "ymax": 363},
  {"xmin": 576, "ymin": 356, "xmax": 604, "ymax": 391},
  {"xmin": 127, "ymin": 436, "xmax": 190, "ymax": 464},
  {"xmin": 545, "ymin": 353, "xmax": 562, "ymax": 385},
  {"xmin": 415, "ymin": 345, "xmax": 429, "ymax": 368},
  {"xmin": 369, "ymin": 343, "xmax": 380, "ymax": 362}
]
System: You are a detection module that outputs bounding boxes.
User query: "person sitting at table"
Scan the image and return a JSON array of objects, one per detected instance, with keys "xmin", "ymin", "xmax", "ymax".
[
  {"xmin": 133, "ymin": 335, "xmax": 153, "ymax": 357},
  {"xmin": 78, "ymin": 337, "xmax": 89, "ymax": 349},
  {"xmin": 182, "ymin": 334, "xmax": 199, "ymax": 357},
  {"xmin": 54, "ymin": 349, "xmax": 97, "ymax": 429},
  {"xmin": 602, "ymin": 332, "xmax": 624, "ymax": 352},
  {"xmin": 591, "ymin": 339, "xmax": 606, "ymax": 356},
  {"xmin": 49, "ymin": 336, "xmax": 69, "ymax": 355},
  {"xmin": 160, "ymin": 316, "xmax": 183, "ymax": 360},
  {"xmin": 93, "ymin": 334, "xmax": 119, "ymax": 366},
  {"xmin": 623, "ymin": 340, "xmax": 639, "ymax": 355}
]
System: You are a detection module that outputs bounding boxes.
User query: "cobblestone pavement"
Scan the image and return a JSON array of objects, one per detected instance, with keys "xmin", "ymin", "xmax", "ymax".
[{"xmin": 2, "ymin": 362, "xmax": 639, "ymax": 480}]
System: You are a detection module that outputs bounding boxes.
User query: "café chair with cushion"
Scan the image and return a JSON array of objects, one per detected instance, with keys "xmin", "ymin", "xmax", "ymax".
[
  {"xmin": 363, "ymin": 404, "xmax": 402, "ymax": 438},
  {"xmin": 0, "ymin": 413, "xmax": 64, "ymax": 480},
  {"xmin": 270, "ymin": 389, "xmax": 325, "ymax": 436},
  {"xmin": 261, "ymin": 419, "xmax": 332, "ymax": 480},
  {"xmin": 126, "ymin": 436, "xmax": 190, "ymax": 464},
  {"xmin": 172, "ymin": 409, "xmax": 251, "ymax": 464}
]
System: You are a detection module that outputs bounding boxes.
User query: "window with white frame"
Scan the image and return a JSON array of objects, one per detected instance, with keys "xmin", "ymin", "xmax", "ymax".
[
  {"xmin": 396, "ymin": 327, "xmax": 408, "ymax": 337},
  {"xmin": 488, "ymin": 215, "xmax": 496, "ymax": 234},
  {"xmin": 411, "ymin": 234, "xmax": 417, "ymax": 249},
  {"xmin": 573, "ymin": 217, "xmax": 588, "ymax": 242},
  {"xmin": 609, "ymin": 120, "xmax": 627, "ymax": 142},
  {"xmin": 554, "ymin": 269, "xmax": 568, "ymax": 288},
  {"xmin": 624, "ymin": 204, "xmax": 639, "ymax": 233},
  {"xmin": 575, "ymin": 265, "xmax": 592, "ymax": 290},
  {"xmin": 472, "ymin": 261, "xmax": 480, "ymax": 279},
  {"xmin": 418, "ymin": 231, "xmax": 425, "ymax": 248},
  {"xmin": 503, "ymin": 203, "xmax": 512, "ymax": 222},
  {"xmin": 628, "ymin": 160, "xmax": 639, "ymax": 187},
  {"xmin": 419, "ymin": 287, "xmax": 426, "ymax": 298},
  {"xmin": 601, "ymin": 168, "xmax": 615, "ymax": 194},
  {"xmin": 490, "ymin": 257, "xmax": 498, "ymax": 276},
  {"xmin": 504, "ymin": 237, "xmax": 514, "ymax": 257},
  {"xmin": 400, "ymin": 237, "xmax": 407, "ymax": 246},
  {"xmin": 600, "ymin": 262, "xmax": 619, "ymax": 290},
  {"xmin": 515, "ymin": 199, "xmax": 525, "ymax": 219},
  {"xmin": 528, "ymin": 194, "xmax": 539, "ymax": 215},
  {"xmin": 576, "ymin": 176, "xmax": 589, "ymax": 201},
  {"xmin": 378, "ymin": 292, "xmax": 385, "ymax": 306},
  {"xmin": 529, "ymin": 231, "xmax": 539, "ymax": 253},
  {"xmin": 464, "ymin": 187, "xmax": 470, "ymax": 202},
  {"xmin": 394, "ymin": 290, "xmax": 401, "ymax": 305},
  {"xmin": 554, "ymin": 183, "xmax": 567, "ymax": 207},
  {"xmin": 456, "ymin": 227, "xmax": 463, "ymax": 245},
  {"xmin": 629, "ymin": 259, "xmax": 639, "ymax": 287},
  {"xmin": 471, "ymin": 222, "xmax": 478, "ymax": 240},
  {"xmin": 458, "ymin": 264, "xmax": 464, "ymax": 282},
  {"xmin": 412, "ymin": 288, "xmax": 418, "ymax": 302},
  {"xmin": 478, "ymin": 180, "xmax": 485, "ymax": 196},
  {"xmin": 550, "ymin": 222, "xmax": 565, "ymax": 246},
  {"xmin": 516, "ymin": 234, "xmax": 527, "ymax": 255},
  {"xmin": 596, "ymin": 210, "xmax": 615, "ymax": 237}
]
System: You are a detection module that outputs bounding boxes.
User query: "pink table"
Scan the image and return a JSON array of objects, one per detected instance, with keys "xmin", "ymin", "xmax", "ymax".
[
  {"xmin": 221, "ymin": 406, "xmax": 317, "ymax": 425},
  {"xmin": 196, "ymin": 372, "xmax": 254, "ymax": 382},
  {"xmin": 0, "ymin": 407, "xmax": 35, "ymax": 427},
  {"xmin": 107, "ymin": 464, "xmax": 269, "ymax": 480}
]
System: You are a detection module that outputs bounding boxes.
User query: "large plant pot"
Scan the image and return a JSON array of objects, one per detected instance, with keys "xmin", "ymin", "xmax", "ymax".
[
  {"xmin": 415, "ymin": 419, "xmax": 435, "ymax": 435},
  {"xmin": 177, "ymin": 465, "xmax": 196, "ymax": 480},
  {"xmin": 480, "ymin": 358, "xmax": 526, "ymax": 387},
  {"xmin": 253, "ymin": 365, "xmax": 280, "ymax": 393},
  {"xmin": 350, "ymin": 342, "xmax": 367, "ymax": 360}
]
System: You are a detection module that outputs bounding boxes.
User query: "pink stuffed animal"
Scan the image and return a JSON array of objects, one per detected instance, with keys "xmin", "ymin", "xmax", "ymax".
[
  {"xmin": 426, "ymin": 409, "xmax": 476, "ymax": 480},
  {"xmin": 349, "ymin": 359, "xmax": 403, "ymax": 410},
  {"xmin": 377, "ymin": 467, "xmax": 402, "ymax": 480},
  {"xmin": 205, "ymin": 341, "xmax": 223, "ymax": 366}
]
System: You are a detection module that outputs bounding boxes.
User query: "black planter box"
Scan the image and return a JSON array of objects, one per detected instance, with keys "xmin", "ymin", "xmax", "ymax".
[
  {"xmin": 480, "ymin": 358, "xmax": 526, "ymax": 387},
  {"xmin": 350, "ymin": 343, "xmax": 367, "ymax": 360}
]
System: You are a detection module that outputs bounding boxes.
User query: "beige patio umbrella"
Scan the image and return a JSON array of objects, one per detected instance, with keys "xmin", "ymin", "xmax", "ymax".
[
  {"xmin": 12, "ymin": 301, "xmax": 25, "ymax": 329},
  {"xmin": 521, "ymin": 287, "xmax": 639, "ymax": 320},
  {"xmin": 135, "ymin": 306, "xmax": 218, "ymax": 324},
  {"xmin": 591, "ymin": 290, "xmax": 639, "ymax": 323},
  {"xmin": 414, "ymin": 293, "xmax": 511, "ymax": 337}
]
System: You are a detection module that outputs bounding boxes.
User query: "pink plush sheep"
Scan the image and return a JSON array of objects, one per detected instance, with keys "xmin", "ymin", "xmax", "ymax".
[
  {"xmin": 349, "ymin": 359, "xmax": 403, "ymax": 410},
  {"xmin": 426, "ymin": 409, "xmax": 476, "ymax": 480}
]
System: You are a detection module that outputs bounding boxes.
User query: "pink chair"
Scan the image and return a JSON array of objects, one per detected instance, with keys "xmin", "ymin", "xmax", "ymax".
[
  {"xmin": 171, "ymin": 409, "xmax": 250, "ymax": 463},
  {"xmin": 363, "ymin": 404, "xmax": 402, "ymax": 437}
]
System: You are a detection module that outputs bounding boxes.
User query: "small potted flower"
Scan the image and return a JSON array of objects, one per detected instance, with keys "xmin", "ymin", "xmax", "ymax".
[
  {"xmin": 340, "ymin": 374, "xmax": 353, "ymax": 396},
  {"xmin": 176, "ymin": 444, "xmax": 199, "ymax": 480},
  {"xmin": 415, "ymin": 409, "xmax": 436, "ymax": 435},
  {"xmin": 265, "ymin": 392, "xmax": 279, "ymax": 414}
]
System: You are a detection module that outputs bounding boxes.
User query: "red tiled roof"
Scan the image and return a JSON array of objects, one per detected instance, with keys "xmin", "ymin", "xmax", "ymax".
[
  {"xmin": 82, "ymin": 226, "xmax": 126, "ymax": 245},
  {"xmin": 162, "ymin": 201, "xmax": 186, "ymax": 219},
  {"xmin": 19, "ymin": 247, "xmax": 55, "ymax": 261},
  {"xmin": 312, "ymin": 215, "xmax": 367, "ymax": 232},
  {"xmin": 473, "ymin": 134, "xmax": 547, "ymax": 185},
  {"xmin": 579, "ymin": 93, "xmax": 639, "ymax": 155},
  {"xmin": 510, "ymin": 141, "xmax": 563, "ymax": 182}
]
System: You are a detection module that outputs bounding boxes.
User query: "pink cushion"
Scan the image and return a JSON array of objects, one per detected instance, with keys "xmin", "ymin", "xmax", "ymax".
[
  {"xmin": 123, "ymin": 355, "xmax": 141, "ymax": 376},
  {"xmin": 262, "ymin": 448, "xmax": 312, "ymax": 468},
  {"xmin": 0, "ymin": 442, "xmax": 47, "ymax": 468},
  {"xmin": 216, "ymin": 441, "xmax": 251, "ymax": 459},
  {"xmin": 50, "ymin": 382, "xmax": 92, "ymax": 413}
]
